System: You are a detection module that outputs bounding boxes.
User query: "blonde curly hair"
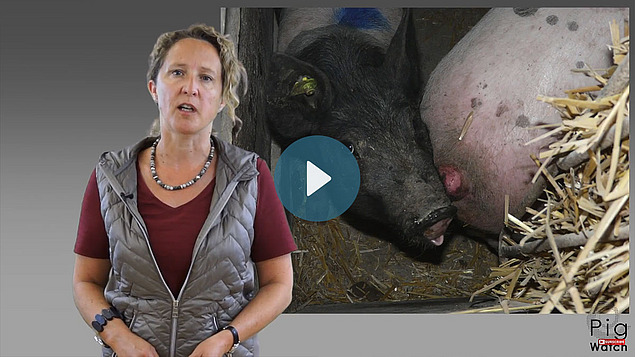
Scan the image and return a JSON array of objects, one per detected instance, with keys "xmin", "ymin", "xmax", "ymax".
[{"xmin": 147, "ymin": 24, "xmax": 247, "ymax": 137}]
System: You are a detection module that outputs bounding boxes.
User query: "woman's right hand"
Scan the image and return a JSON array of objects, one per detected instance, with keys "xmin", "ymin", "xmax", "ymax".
[
  {"xmin": 105, "ymin": 325, "xmax": 160, "ymax": 357},
  {"xmin": 72, "ymin": 255, "xmax": 159, "ymax": 357}
]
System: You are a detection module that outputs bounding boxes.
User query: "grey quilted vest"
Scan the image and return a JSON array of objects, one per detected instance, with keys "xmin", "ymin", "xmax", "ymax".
[{"xmin": 95, "ymin": 137, "xmax": 259, "ymax": 357}]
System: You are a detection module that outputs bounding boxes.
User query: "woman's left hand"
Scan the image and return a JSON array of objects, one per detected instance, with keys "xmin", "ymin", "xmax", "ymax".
[
  {"xmin": 188, "ymin": 329, "xmax": 233, "ymax": 357},
  {"xmin": 188, "ymin": 254, "xmax": 293, "ymax": 356}
]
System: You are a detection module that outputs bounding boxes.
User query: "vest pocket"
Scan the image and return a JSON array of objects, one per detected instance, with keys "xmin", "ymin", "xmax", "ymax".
[
  {"xmin": 202, "ymin": 313, "xmax": 219, "ymax": 335},
  {"xmin": 210, "ymin": 314, "xmax": 219, "ymax": 333},
  {"xmin": 127, "ymin": 312, "xmax": 138, "ymax": 333}
]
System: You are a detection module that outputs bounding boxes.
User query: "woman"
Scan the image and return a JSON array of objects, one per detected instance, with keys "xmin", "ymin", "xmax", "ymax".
[{"xmin": 73, "ymin": 24, "xmax": 296, "ymax": 357}]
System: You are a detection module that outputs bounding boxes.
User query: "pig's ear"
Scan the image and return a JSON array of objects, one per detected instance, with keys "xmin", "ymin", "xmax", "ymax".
[
  {"xmin": 383, "ymin": 9, "xmax": 420, "ymax": 100},
  {"xmin": 265, "ymin": 53, "xmax": 333, "ymax": 146}
]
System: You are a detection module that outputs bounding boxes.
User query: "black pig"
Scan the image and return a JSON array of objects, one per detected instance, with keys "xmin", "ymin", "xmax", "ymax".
[{"xmin": 265, "ymin": 9, "xmax": 455, "ymax": 249}]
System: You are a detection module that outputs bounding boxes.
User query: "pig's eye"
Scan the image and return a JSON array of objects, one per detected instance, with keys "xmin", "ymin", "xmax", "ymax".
[{"xmin": 342, "ymin": 141, "xmax": 355, "ymax": 155}]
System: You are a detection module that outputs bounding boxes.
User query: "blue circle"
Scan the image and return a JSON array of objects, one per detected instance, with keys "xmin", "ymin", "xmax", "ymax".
[{"xmin": 274, "ymin": 135, "xmax": 360, "ymax": 222}]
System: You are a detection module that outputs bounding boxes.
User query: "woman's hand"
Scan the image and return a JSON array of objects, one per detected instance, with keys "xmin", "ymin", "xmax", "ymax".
[
  {"xmin": 187, "ymin": 329, "xmax": 233, "ymax": 357},
  {"xmin": 73, "ymin": 255, "xmax": 159, "ymax": 357},
  {"xmin": 188, "ymin": 254, "xmax": 294, "ymax": 356},
  {"xmin": 107, "ymin": 328, "xmax": 160, "ymax": 357}
]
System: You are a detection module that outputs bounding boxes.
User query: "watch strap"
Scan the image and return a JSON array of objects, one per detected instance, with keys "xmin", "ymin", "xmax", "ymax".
[{"xmin": 222, "ymin": 325, "xmax": 240, "ymax": 353}]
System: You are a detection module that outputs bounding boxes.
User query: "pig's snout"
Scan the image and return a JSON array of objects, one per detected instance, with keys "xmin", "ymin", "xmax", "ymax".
[
  {"xmin": 415, "ymin": 206, "xmax": 456, "ymax": 246},
  {"xmin": 439, "ymin": 165, "xmax": 468, "ymax": 201}
]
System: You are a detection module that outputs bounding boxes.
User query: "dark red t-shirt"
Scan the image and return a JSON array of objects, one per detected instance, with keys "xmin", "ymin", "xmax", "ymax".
[{"xmin": 74, "ymin": 158, "xmax": 296, "ymax": 297}]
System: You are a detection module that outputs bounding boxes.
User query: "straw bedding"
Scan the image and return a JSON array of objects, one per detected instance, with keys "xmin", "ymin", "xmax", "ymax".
[
  {"xmin": 288, "ymin": 218, "xmax": 497, "ymax": 312},
  {"xmin": 467, "ymin": 20, "xmax": 629, "ymax": 314}
]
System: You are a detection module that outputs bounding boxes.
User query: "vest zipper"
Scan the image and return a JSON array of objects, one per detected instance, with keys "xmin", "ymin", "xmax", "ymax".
[
  {"xmin": 125, "ymin": 206, "xmax": 180, "ymax": 357},
  {"xmin": 170, "ymin": 300, "xmax": 179, "ymax": 357},
  {"xmin": 127, "ymin": 203, "xmax": 180, "ymax": 357}
]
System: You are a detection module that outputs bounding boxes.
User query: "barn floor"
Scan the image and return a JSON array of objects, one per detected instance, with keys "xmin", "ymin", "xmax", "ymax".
[
  {"xmin": 296, "ymin": 296, "xmax": 498, "ymax": 314},
  {"xmin": 287, "ymin": 218, "xmax": 499, "ymax": 313}
]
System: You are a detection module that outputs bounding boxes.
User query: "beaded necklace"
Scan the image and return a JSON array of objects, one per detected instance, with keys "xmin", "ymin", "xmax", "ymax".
[{"xmin": 150, "ymin": 137, "xmax": 214, "ymax": 191}]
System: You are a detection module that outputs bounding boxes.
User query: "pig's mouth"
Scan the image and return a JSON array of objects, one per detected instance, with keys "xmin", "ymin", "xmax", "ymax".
[
  {"xmin": 424, "ymin": 218, "xmax": 453, "ymax": 246},
  {"xmin": 418, "ymin": 206, "xmax": 457, "ymax": 246}
]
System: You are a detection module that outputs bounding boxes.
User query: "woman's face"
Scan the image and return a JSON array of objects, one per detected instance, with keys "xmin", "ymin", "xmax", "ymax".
[{"xmin": 148, "ymin": 38, "xmax": 225, "ymax": 137}]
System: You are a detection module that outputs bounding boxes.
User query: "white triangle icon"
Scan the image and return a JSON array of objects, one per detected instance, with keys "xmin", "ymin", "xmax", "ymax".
[{"xmin": 306, "ymin": 161, "xmax": 331, "ymax": 197}]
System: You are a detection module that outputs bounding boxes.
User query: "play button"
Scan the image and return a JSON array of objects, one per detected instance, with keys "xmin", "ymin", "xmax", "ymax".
[
  {"xmin": 274, "ymin": 135, "xmax": 360, "ymax": 222},
  {"xmin": 306, "ymin": 161, "xmax": 331, "ymax": 196}
]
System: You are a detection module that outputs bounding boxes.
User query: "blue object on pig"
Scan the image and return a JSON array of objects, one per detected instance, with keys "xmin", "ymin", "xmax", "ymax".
[{"xmin": 335, "ymin": 8, "xmax": 390, "ymax": 30}]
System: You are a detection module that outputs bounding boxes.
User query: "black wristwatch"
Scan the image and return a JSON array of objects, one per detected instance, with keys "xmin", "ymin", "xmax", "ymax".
[{"xmin": 222, "ymin": 325, "xmax": 240, "ymax": 356}]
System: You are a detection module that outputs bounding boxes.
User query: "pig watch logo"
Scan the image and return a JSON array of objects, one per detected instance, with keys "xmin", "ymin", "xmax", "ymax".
[{"xmin": 587, "ymin": 314, "xmax": 629, "ymax": 352}]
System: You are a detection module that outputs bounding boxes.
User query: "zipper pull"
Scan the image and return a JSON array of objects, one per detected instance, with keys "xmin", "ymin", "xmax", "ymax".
[{"xmin": 172, "ymin": 300, "xmax": 179, "ymax": 319}]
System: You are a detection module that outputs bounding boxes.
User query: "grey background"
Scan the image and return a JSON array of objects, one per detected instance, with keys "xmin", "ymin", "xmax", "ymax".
[{"xmin": 1, "ymin": 0, "xmax": 632, "ymax": 356}]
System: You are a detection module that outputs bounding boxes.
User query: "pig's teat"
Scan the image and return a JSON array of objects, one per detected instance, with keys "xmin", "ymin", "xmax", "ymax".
[{"xmin": 439, "ymin": 165, "xmax": 468, "ymax": 201}]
